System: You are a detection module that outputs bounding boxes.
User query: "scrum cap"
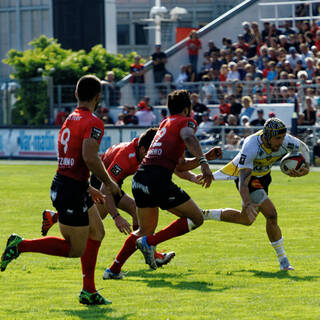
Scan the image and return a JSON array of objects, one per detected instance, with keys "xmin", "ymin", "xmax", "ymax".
[{"xmin": 263, "ymin": 117, "xmax": 286, "ymax": 142}]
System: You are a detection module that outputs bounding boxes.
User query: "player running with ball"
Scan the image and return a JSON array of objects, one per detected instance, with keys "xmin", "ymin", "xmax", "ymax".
[{"xmin": 203, "ymin": 118, "xmax": 310, "ymax": 271}]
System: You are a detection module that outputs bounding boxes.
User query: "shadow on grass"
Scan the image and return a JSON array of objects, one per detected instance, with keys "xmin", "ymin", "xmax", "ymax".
[
  {"xmin": 61, "ymin": 308, "xmax": 133, "ymax": 320},
  {"xmin": 233, "ymin": 269, "xmax": 320, "ymax": 281},
  {"xmin": 124, "ymin": 270, "xmax": 230, "ymax": 292}
]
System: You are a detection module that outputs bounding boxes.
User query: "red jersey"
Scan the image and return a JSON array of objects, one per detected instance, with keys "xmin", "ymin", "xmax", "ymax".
[
  {"xmin": 57, "ymin": 107, "xmax": 104, "ymax": 182},
  {"xmin": 143, "ymin": 115, "xmax": 197, "ymax": 171},
  {"xmin": 100, "ymin": 138, "xmax": 140, "ymax": 184}
]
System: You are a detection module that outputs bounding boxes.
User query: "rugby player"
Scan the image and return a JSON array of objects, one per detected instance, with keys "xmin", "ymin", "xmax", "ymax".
[
  {"xmin": 120, "ymin": 89, "xmax": 213, "ymax": 270},
  {"xmin": 0, "ymin": 75, "xmax": 120, "ymax": 305},
  {"xmin": 202, "ymin": 118, "xmax": 310, "ymax": 271}
]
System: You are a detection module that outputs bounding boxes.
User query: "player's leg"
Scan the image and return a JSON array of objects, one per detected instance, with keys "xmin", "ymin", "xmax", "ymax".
[
  {"xmin": 79, "ymin": 204, "xmax": 111, "ymax": 305},
  {"xmin": 104, "ymin": 207, "xmax": 159, "ymax": 277},
  {"xmin": 259, "ymin": 198, "xmax": 294, "ymax": 271},
  {"xmin": 202, "ymin": 208, "xmax": 256, "ymax": 225},
  {"xmin": 41, "ymin": 209, "xmax": 58, "ymax": 236}
]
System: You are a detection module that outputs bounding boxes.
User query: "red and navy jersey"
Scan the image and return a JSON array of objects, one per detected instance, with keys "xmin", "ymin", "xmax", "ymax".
[
  {"xmin": 57, "ymin": 107, "xmax": 104, "ymax": 182},
  {"xmin": 143, "ymin": 114, "xmax": 197, "ymax": 171},
  {"xmin": 100, "ymin": 138, "xmax": 140, "ymax": 184}
]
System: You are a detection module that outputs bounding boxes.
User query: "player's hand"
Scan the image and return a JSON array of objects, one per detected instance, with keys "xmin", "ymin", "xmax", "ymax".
[
  {"xmin": 205, "ymin": 147, "xmax": 223, "ymax": 160},
  {"xmin": 288, "ymin": 163, "xmax": 309, "ymax": 177},
  {"xmin": 199, "ymin": 163, "xmax": 213, "ymax": 188},
  {"xmin": 88, "ymin": 186, "xmax": 106, "ymax": 205},
  {"xmin": 190, "ymin": 174, "xmax": 203, "ymax": 184},
  {"xmin": 114, "ymin": 215, "xmax": 132, "ymax": 235}
]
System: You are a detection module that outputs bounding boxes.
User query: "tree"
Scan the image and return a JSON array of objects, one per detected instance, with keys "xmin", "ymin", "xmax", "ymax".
[{"xmin": 4, "ymin": 35, "xmax": 138, "ymax": 124}]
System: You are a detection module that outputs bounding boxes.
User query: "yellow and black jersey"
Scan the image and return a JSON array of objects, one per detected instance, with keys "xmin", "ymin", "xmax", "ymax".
[{"xmin": 214, "ymin": 131, "xmax": 305, "ymax": 180}]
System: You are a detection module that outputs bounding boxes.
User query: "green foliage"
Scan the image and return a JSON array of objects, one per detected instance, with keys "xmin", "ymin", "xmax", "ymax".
[
  {"xmin": 3, "ymin": 35, "xmax": 138, "ymax": 125},
  {"xmin": 0, "ymin": 164, "xmax": 320, "ymax": 319}
]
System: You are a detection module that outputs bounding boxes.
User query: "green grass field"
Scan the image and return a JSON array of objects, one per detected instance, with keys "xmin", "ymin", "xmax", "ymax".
[{"xmin": 0, "ymin": 162, "xmax": 320, "ymax": 320}]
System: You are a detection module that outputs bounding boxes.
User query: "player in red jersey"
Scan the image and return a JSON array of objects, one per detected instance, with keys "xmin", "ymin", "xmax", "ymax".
[
  {"xmin": 0, "ymin": 75, "xmax": 120, "ymax": 305},
  {"xmin": 42, "ymin": 128, "xmax": 212, "ymax": 277},
  {"xmin": 107, "ymin": 89, "xmax": 214, "ymax": 272}
]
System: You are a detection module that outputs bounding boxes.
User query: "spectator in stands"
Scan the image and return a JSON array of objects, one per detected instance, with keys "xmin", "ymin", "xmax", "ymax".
[
  {"xmin": 269, "ymin": 24, "xmax": 282, "ymax": 38},
  {"xmin": 268, "ymin": 111, "xmax": 276, "ymax": 118},
  {"xmin": 196, "ymin": 112, "xmax": 213, "ymax": 137},
  {"xmin": 303, "ymin": 96, "xmax": 317, "ymax": 125},
  {"xmin": 300, "ymin": 43, "xmax": 313, "ymax": 62},
  {"xmin": 240, "ymin": 95, "xmax": 255, "ymax": 121},
  {"xmin": 100, "ymin": 107, "xmax": 114, "ymax": 125},
  {"xmin": 219, "ymin": 64, "xmax": 228, "ymax": 82},
  {"xmin": 253, "ymin": 89, "xmax": 267, "ymax": 104},
  {"xmin": 305, "ymin": 57, "xmax": 316, "ymax": 80},
  {"xmin": 294, "ymin": 60, "xmax": 305, "ymax": 78},
  {"xmin": 237, "ymin": 60, "xmax": 247, "ymax": 80},
  {"xmin": 152, "ymin": 44, "xmax": 168, "ymax": 83},
  {"xmin": 123, "ymin": 105, "xmax": 138, "ymax": 125},
  {"xmin": 288, "ymin": 33, "xmax": 300, "ymax": 52},
  {"xmin": 225, "ymin": 130, "xmax": 241, "ymax": 150},
  {"xmin": 186, "ymin": 30, "xmax": 202, "ymax": 75},
  {"xmin": 191, "ymin": 93, "xmax": 209, "ymax": 124},
  {"xmin": 218, "ymin": 95, "xmax": 231, "ymax": 115},
  {"xmin": 278, "ymin": 86, "xmax": 291, "ymax": 103},
  {"xmin": 234, "ymin": 48, "xmax": 247, "ymax": 63},
  {"xmin": 160, "ymin": 108, "xmax": 167, "ymax": 122},
  {"xmin": 235, "ymin": 35, "xmax": 249, "ymax": 54},
  {"xmin": 267, "ymin": 47, "xmax": 278, "ymax": 63},
  {"xmin": 199, "ymin": 52, "xmax": 212, "ymax": 78},
  {"xmin": 136, "ymin": 97, "xmax": 156, "ymax": 126},
  {"xmin": 186, "ymin": 64, "xmax": 196, "ymax": 83},
  {"xmin": 115, "ymin": 113, "xmax": 125, "ymax": 126},
  {"xmin": 229, "ymin": 94, "xmax": 243, "ymax": 121},
  {"xmin": 158, "ymin": 73, "xmax": 176, "ymax": 105},
  {"xmin": 265, "ymin": 61, "xmax": 278, "ymax": 81},
  {"xmin": 130, "ymin": 55, "xmax": 146, "ymax": 104},
  {"xmin": 242, "ymin": 72, "xmax": 254, "ymax": 97},
  {"xmin": 250, "ymin": 108, "xmax": 266, "ymax": 126},
  {"xmin": 261, "ymin": 21, "xmax": 271, "ymax": 43},
  {"xmin": 240, "ymin": 115, "xmax": 251, "ymax": 137},
  {"xmin": 103, "ymin": 71, "xmax": 121, "ymax": 107},
  {"xmin": 234, "ymin": 81, "xmax": 244, "ymax": 99},
  {"xmin": 207, "ymin": 40, "xmax": 220, "ymax": 55},
  {"xmin": 210, "ymin": 51, "xmax": 222, "ymax": 72},
  {"xmin": 55, "ymin": 107, "xmax": 71, "ymax": 126},
  {"xmin": 227, "ymin": 61, "xmax": 240, "ymax": 81},
  {"xmin": 279, "ymin": 35, "xmax": 290, "ymax": 52},
  {"xmin": 256, "ymin": 45, "xmax": 269, "ymax": 71},
  {"xmin": 242, "ymin": 21, "xmax": 253, "ymax": 44},
  {"xmin": 175, "ymin": 65, "xmax": 188, "ymax": 89},
  {"xmin": 287, "ymin": 47, "xmax": 301, "ymax": 69},
  {"xmin": 201, "ymin": 75, "xmax": 218, "ymax": 105},
  {"xmin": 283, "ymin": 21, "xmax": 296, "ymax": 37}
]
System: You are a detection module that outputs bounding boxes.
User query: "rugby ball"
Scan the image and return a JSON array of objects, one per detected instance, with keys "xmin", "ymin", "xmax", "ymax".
[{"xmin": 280, "ymin": 153, "xmax": 306, "ymax": 175}]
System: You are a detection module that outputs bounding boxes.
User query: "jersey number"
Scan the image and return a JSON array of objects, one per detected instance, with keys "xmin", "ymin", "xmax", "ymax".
[
  {"xmin": 151, "ymin": 128, "xmax": 166, "ymax": 147},
  {"xmin": 60, "ymin": 128, "xmax": 70, "ymax": 154}
]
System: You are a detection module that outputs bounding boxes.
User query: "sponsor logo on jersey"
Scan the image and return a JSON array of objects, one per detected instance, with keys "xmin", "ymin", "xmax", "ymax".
[
  {"xmin": 129, "ymin": 152, "xmax": 136, "ymax": 159},
  {"xmin": 110, "ymin": 164, "xmax": 123, "ymax": 176},
  {"xmin": 251, "ymin": 179, "xmax": 263, "ymax": 189},
  {"xmin": 91, "ymin": 127, "xmax": 102, "ymax": 140},
  {"xmin": 239, "ymin": 154, "xmax": 247, "ymax": 165},
  {"xmin": 187, "ymin": 121, "xmax": 196, "ymax": 129}
]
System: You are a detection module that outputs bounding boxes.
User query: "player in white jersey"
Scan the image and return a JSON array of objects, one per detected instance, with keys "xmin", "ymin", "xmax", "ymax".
[{"xmin": 203, "ymin": 118, "xmax": 310, "ymax": 271}]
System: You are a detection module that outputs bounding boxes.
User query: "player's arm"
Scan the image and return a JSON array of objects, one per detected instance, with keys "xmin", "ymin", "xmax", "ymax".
[
  {"xmin": 180, "ymin": 126, "xmax": 213, "ymax": 188},
  {"xmin": 82, "ymin": 138, "xmax": 120, "ymax": 196},
  {"xmin": 99, "ymin": 183, "xmax": 132, "ymax": 235},
  {"xmin": 175, "ymin": 146, "xmax": 222, "ymax": 172},
  {"xmin": 174, "ymin": 169, "xmax": 202, "ymax": 184},
  {"xmin": 238, "ymin": 168, "xmax": 258, "ymax": 220}
]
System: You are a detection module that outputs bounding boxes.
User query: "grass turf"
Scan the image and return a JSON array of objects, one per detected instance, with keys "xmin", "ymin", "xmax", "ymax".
[{"xmin": 0, "ymin": 163, "xmax": 319, "ymax": 320}]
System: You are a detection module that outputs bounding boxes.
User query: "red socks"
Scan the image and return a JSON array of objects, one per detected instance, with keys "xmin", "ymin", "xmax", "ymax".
[
  {"xmin": 18, "ymin": 237, "xmax": 70, "ymax": 257},
  {"xmin": 81, "ymin": 238, "xmax": 101, "ymax": 293},
  {"xmin": 109, "ymin": 233, "xmax": 139, "ymax": 274},
  {"xmin": 146, "ymin": 218, "xmax": 189, "ymax": 246}
]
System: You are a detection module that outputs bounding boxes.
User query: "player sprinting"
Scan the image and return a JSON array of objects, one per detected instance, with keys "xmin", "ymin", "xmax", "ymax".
[
  {"xmin": 202, "ymin": 118, "xmax": 310, "ymax": 271},
  {"xmin": 124, "ymin": 89, "xmax": 214, "ymax": 270},
  {"xmin": 0, "ymin": 75, "xmax": 120, "ymax": 305},
  {"xmin": 41, "ymin": 128, "xmax": 180, "ymax": 274}
]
